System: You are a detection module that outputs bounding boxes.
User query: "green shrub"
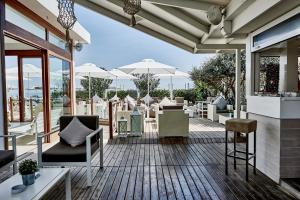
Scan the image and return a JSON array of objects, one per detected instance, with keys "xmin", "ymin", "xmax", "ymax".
[
  {"xmin": 173, "ymin": 89, "xmax": 197, "ymax": 103},
  {"xmin": 150, "ymin": 89, "xmax": 170, "ymax": 98},
  {"xmin": 76, "ymin": 90, "xmax": 89, "ymax": 101},
  {"xmin": 19, "ymin": 159, "xmax": 38, "ymax": 175}
]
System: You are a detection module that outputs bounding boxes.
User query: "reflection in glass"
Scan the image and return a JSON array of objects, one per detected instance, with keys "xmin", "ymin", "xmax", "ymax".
[
  {"xmin": 6, "ymin": 57, "xmax": 44, "ymax": 156},
  {"xmin": 5, "ymin": 56, "xmax": 19, "ymax": 122},
  {"xmin": 5, "ymin": 5, "xmax": 45, "ymax": 39},
  {"xmin": 49, "ymin": 56, "xmax": 71, "ymax": 130},
  {"xmin": 49, "ymin": 32, "xmax": 66, "ymax": 49}
]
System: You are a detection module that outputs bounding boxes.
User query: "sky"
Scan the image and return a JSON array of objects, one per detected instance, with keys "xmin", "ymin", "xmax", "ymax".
[{"xmin": 73, "ymin": 4, "xmax": 215, "ymax": 90}]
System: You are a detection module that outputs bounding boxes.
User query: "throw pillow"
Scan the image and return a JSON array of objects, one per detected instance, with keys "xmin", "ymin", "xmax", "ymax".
[
  {"xmin": 159, "ymin": 97, "xmax": 175, "ymax": 109},
  {"xmin": 125, "ymin": 95, "xmax": 135, "ymax": 102},
  {"xmin": 110, "ymin": 95, "xmax": 119, "ymax": 101},
  {"xmin": 59, "ymin": 117, "xmax": 93, "ymax": 147},
  {"xmin": 212, "ymin": 96, "xmax": 227, "ymax": 110},
  {"xmin": 92, "ymin": 94, "xmax": 103, "ymax": 103},
  {"xmin": 141, "ymin": 94, "xmax": 154, "ymax": 105},
  {"xmin": 128, "ymin": 99, "xmax": 136, "ymax": 110}
]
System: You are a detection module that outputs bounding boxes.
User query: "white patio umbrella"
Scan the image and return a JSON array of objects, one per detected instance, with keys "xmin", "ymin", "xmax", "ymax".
[
  {"xmin": 118, "ymin": 59, "xmax": 176, "ymax": 105},
  {"xmin": 154, "ymin": 70, "xmax": 190, "ymax": 100},
  {"xmin": 75, "ymin": 63, "xmax": 112, "ymax": 99},
  {"xmin": 6, "ymin": 64, "xmax": 42, "ymax": 97},
  {"xmin": 109, "ymin": 69, "xmax": 137, "ymax": 96}
]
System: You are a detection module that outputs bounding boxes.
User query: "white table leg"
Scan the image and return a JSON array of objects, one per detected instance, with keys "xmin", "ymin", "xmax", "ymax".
[{"xmin": 65, "ymin": 170, "xmax": 71, "ymax": 200}]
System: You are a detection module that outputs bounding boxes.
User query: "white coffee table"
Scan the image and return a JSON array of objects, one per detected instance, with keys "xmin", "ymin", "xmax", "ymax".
[{"xmin": 0, "ymin": 168, "xmax": 71, "ymax": 200}]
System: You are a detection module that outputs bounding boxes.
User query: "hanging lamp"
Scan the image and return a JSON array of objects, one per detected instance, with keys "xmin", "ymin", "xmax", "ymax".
[
  {"xmin": 57, "ymin": 0, "xmax": 77, "ymax": 47},
  {"xmin": 123, "ymin": 0, "xmax": 141, "ymax": 27}
]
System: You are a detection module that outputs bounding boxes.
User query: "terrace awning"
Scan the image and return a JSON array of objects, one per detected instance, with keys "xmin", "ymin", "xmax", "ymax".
[{"xmin": 75, "ymin": 0, "xmax": 300, "ymax": 53}]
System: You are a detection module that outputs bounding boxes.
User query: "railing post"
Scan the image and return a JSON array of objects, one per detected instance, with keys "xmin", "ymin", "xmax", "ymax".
[
  {"xmin": 9, "ymin": 97, "xmax": 13, "ymax": 122},
  {"xmin": 91, "ymin": 98, "xmax": 93, "ymax": 115},
  {"xmin": 30, "ymin": 98, "xmax": 33, "ymax": 121},
  {"xmin": 109, "ymin": 101, "xmax": 113, "ymax": 139}
]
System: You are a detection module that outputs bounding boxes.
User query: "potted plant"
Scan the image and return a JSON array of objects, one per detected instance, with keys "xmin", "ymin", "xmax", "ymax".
[{"xmin": 19, "ymin": 159, "xmax": 38, "ymax": 186}]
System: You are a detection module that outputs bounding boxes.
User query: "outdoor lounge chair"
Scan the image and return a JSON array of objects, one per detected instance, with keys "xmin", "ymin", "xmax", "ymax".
[
  {"xmin": 37, "ymin": 115, "xmax": 103, "ymax": 187},
  {"xmin": 157, "ymin": 106, "xmax": 189, "ymax": 137},
  {"xmin": 0, "ymin": 135, "xmax": 17, "ymax": 174}
]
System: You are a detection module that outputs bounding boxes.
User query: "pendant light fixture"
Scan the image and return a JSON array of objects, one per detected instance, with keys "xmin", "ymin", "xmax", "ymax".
[
  {"xmin": 123, "ymin": 0, "xmax": 141, "ymax": 27},
  {"xmin": 57, "ymin": 0, "xmax": 77, "ymax": 47}
]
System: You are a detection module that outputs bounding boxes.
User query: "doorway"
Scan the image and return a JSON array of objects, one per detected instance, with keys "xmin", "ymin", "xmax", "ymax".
[{"xmin": 5, "ymin": 36, "xmax": 45, "ymax": 155}]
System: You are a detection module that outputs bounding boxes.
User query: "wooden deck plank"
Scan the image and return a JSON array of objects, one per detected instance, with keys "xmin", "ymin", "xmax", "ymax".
[{"xmin": 1, "ymin": 118, "xmax": 296, "ymax": 200}]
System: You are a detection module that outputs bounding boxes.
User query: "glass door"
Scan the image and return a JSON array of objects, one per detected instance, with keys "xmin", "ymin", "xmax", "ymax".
[
  {"xmin": 21, "ymin": 58, "xmax": 43, "ymax": 123},
  {"xmin": 49, "ymin": 56, "xmax": 71, "ymax": 131},
  {"xmin": 5, "ymin": 56, "xmax": 20, "ymax": 122},
  {"xmin": 6, "ymin": 56, "xmax": 44, "ymax": 156}
]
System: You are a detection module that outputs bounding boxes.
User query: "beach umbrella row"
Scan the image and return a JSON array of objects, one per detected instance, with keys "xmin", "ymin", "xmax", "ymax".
[
  {"xmin": 154, "ymin": 70, "xmax": 190, "ymax": 100},
  {"xmin": 118, "ymin": 59, "xmax": 176, "ymax": 106}
]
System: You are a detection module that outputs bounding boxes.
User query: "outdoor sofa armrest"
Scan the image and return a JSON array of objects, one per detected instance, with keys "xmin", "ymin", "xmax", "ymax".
[
  {"xmin": 0, "ymin": 134, "xmax": 17, "ymax": 154},
  {"xmin": 86, "ymin": 127, "xmax": 103, "ymax": 168},
  {"xmin": 37, "ymin": 129, "xmax": 58, "ymax": 167}
]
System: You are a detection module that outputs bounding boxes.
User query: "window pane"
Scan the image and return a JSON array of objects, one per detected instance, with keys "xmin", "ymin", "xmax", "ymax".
[
  {"xmin": 49, "ymin": 32, "xmax": 66, "ymax": 49},
  {"xmin": 5, "ymin": 5, "xmax": 45, "ymax": 39},
  {"xmin": 49, "ymin": 56, "xmax": 71, "ymax": 130},
  {"xmin": 253, "ymin": 13, "xmax": 300, "ymax": 47},
  {"xmin": 5, "ymin": 56, "xmax": 19, "ymax": 122}
]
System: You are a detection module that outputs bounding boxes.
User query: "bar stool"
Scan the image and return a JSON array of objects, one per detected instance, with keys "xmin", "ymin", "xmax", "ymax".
[{"xmin": 225, "ymin": 119, "xmax": 257, "ymax": 181}]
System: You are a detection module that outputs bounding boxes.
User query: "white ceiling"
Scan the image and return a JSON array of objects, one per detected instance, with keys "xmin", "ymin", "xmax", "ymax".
[
  {"xmin": 18, "ymin": 0, "xmax": 91, "ymax": 44},
  {"xmin": 75, "ymin": 0, "xmax": 300, "ymax": 53}
]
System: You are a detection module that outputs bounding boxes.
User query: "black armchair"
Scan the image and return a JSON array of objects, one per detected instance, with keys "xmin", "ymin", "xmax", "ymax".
[
  {"xmin": 0, "ymin": 135, "xmax": 17, "ymax": 174},
  {"xmin": 37, "ymin": 116, "xmax": 103, "ymax": 187}
]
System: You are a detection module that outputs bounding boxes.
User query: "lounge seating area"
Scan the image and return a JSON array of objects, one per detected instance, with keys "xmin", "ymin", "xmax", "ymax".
[{"xmin": 114, "ymin": 95, "xmax": 190, "ymax": 137}]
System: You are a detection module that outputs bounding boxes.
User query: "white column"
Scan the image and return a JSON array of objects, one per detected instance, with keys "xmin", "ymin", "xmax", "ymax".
[
  {"xmin": 235, "ymin": 49, "xmax": 241, "ymax": 119},
  {"xmin": 72, "ymin": 61, "xmax": 76, "ymax": 114},
  {"xmin": 279, "ymin": 40, "xmax": 298, "ymax": 92},
  {"xmin": 245, "ymin": 36, "xmax": 254, "ymax": 96}
]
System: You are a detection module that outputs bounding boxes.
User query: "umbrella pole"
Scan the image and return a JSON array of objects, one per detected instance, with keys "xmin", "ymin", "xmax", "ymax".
[
  {"xmin": 147, "ymin": 68, "xmax": 150, "ymax": 119},
  {"xmin": 115, "ymin": 77, "xmax": 118, "ymax": 97},
  {"xmin": 88, "ymin": 73, "xmax": 91, "ymax": 99},
  {"xmin": 27, "ymin": 73, "xmax": 29, "ymax": 99},
  {"xmin": 170, "ymin": 76, "xmax": 173, "ymax": 100}
]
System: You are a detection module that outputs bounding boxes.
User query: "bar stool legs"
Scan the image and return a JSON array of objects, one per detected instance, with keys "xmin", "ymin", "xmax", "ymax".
[
  {"xmin": 225, "ymin": 130, "xmax": 228, "ymax": 175},
  {"xmin": 246, "ymin": 133, "xmax": 249, "ymax": 181},
  {"xmin": 225, "ymin": 130, "xmax": 256, "ymax": 181},
  {"xmin": 234, "ymin": 131, "xmax": 237, "ymax": 170},
  {"xmin": 254, "ymin": 131, "xmax": 256, "ymax": 175}
]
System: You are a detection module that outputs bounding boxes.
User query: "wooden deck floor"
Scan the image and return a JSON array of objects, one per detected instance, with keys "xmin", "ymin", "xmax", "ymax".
[{"xmin": 2, "ymin": 118, "xmax": 297, "ymax": 200}]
